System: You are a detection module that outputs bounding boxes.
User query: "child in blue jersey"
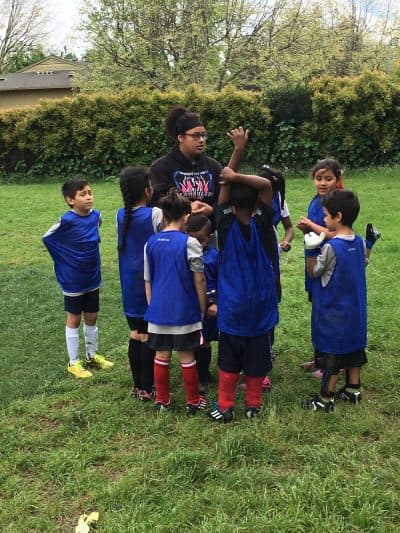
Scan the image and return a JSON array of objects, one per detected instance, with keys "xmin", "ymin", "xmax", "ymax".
[
  {"xmin": 186, "ymin": 214, "xmax": 218, "ymax": 395},
  {"xmin": 144, "ymin": 190, "xmax": 208, "ymax": 414},
  {"xmin": 43, "ymin": 179, "xmax": 113, "ymax": 378},
  {"xmin": 297, "ymin": 159, "xmax": 344, "ymax": 375},
  {"xmin": 302, "ymin": 189, "xmax": 379, "ymax": 411},
  {"xmin": 117, "ymin": 167, "xmax": 163, "ymax": 400},
  {"xmin": 208, "ymin": 167, "xmax": 278, "ymax": 422},
  {"xmin": 257, "ymin": 164, "xmax": 295, "ymax": 388}
]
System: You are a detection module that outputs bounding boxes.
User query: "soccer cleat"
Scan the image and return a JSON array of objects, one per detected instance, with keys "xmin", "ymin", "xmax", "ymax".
[
  {"xmin": 334, "ymin": 387, "xmax": 362, "ymax": 404},
  {"xmin": 302, "ymin": 394, "xmax": 334, "ymax": 412},
  {"xmin": 245, "ymin": 406, "xmax": 261, "ymax": 419},
  {"xmin": 138, "ymin": 389, "xmax": 155, "ymax": 402},
  {"xmin": 68, "ymin": 361, "xmax": 93, "ymax": 379},
  {"xmin": 86, "ymin": 354, "xmax": 114, "ymax": 369},
  {"xmin": 207, "ymin": 403, "xmax": 234, "ymax": 423},
  {"xmin": 186, "ymin": 395, "xmax": 208, "ymax": 415},
  {"xmin": 154, "ymin": 401, "xmax": 170, "ymax": 412},
  {"xmin": 262, "ymin": 376, "xmax": 272, "ymax": 391}
]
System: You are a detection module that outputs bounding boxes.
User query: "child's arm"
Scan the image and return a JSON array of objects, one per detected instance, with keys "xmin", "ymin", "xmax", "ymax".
[
  {"xmin": 226, "ymin": 127, "xmax": 249, "ymax": 171},
  {"xmin": 219, "ymin": 167, "xmax": 272, "ymax": 205},
  {"xmin": 280, "ymin": 216, "xmax": 294, "ymax": 251},
  {"xmin": 297, "ymin": 216, "xmax": 336, "ymax": 240},
  {"xmin": 193, "ymin": 272, "xmax": 207, "ymax": 318},
  {"xmin": 145, "ymin": 280, "xmax": 152, "ymax": 305}
]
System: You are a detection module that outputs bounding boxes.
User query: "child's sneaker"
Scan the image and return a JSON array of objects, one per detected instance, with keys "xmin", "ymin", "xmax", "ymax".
[
  {"xmin": 245, "ymin": 406, "xmax": 261, "ymax": 419},
  {"xmin": 139, "ymin": 389, "xmax": 155, "ymax": 402},
  {"xmin": 68, "ymin": 361, "xmax": 93, "ymax": 379},
  {"xmin": 310, "ymin": 369, "xmax": 324, "ymax": 379},
  {"xmin": 154, "ymin": 401, "xmax": 170, "ymax": 412},
  {"xmin": 300, "ymin": 360, "xmax": 316, "ymax": 371},
  {"xmin": 186, "ymin": 395, "xmax": 208, "ymax": 415},
  {"xmin": 334, "ymin": 387, "xmax": 362, "ymax": 404},
  {"xmin": 131, "ymin": 387, "xmax": 141, "ymax": 398},
  {"xmin": 86, "ymin": 354, "xmax": 114, "ymax": 369},
  {"xmin": 302, "ymin": 394, "xmax": 334, "ymax": 412},
  {"xmin": 262, "ymin": 376, "xmax": 272, "ymax": 391},
  {"xmin": 207, "ymin": 403, "xmax": 234, "ymax": 423}
]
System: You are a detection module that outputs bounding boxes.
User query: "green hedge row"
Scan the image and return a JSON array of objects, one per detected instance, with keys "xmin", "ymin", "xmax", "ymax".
[{"xmin": 1, "ymin": 71, "xmax": 400, "ymax": 181}]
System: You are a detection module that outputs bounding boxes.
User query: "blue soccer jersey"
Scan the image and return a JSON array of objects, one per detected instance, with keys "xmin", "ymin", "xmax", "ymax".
[
  {"xmin": 311, "ymin": 235, "xmax": 367, "ymax": 354},
  {"xmin": 43, "ymin": 209, "xmax": 101, "ymax": 294},
  {"xmin": 144, "ymin": 231, "xmax": 202, "ymax": 327},
  {"xmin": 117, "ymin": 206, "xmax": 159, "ymax": 317}
]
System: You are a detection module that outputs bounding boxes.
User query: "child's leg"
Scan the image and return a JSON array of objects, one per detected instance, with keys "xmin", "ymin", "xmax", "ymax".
[
  {"xmin": 140, "ymin": 338, "xmax": 155, "ymax": 395},
  {"xmin": 244, "ymin": 334, "xmax": 270, "ymax": 411},
  {"xmin": 154, "ymin": 351, "xmax": 172, "ymax": 405},
  {"xmin": 194, "ymin": 342, "xmax": 212, "ymax": 391},
  {"xmin": 83, "ymin": 312, "xmax": 98, "ymax": 359},
  {"xmin": 66, "ymin": 312, "xmax": 81, "ymax": 365},
  {"xmin": 178, "ymin": 351, "xmax": 201, "ymax": 406},
  {"xmin": 336, "ymin": 367, "xmax": 362, "ymax": 403},
  {"xmin": 128, "ymin": 331, "xmax": 143, "ymax": 391},
  {"xmin": 217, "ymin": 333, "xmax": 241, "ymax": 409}
]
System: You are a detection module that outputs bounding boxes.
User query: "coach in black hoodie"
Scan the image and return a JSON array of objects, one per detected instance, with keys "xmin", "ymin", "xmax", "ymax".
[{"xmin": 150, "ymin": 106, "xmax": 248, "ymax": 221}]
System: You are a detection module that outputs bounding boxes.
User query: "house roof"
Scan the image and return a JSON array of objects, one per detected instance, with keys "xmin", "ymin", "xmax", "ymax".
[
  {"xmin": 18, "ymin": 55, "xmax": 83, "ymax": 73},
  {"xmin": 0, "ymin": 70, "xmax": 75, "ymax": 92}
]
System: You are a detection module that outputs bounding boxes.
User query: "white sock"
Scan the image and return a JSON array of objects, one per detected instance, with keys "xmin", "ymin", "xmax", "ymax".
[
  {"xmin": 66, "ymin": 326, "xmax": 80, "ymax": 365},
  {"xmin": 84, "ymin": 324, "xmax": 98, "ymax": 359}
]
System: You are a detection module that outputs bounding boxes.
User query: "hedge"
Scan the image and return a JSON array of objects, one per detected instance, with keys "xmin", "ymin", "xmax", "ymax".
[{"xmin": 1, "ymin": 71, "xmax": 400, "ymax": 181}]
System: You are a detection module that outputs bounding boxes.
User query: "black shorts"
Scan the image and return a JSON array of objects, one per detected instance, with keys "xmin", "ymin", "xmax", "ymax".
[
  {"xmin": 126, "ymin": 316, "xmax": 149, "ymax": 334},
  {"xmin": 218, "ymin": 331, "xmax": 270, "ymax": 377},
  {"xmin": 314, "ymin": 348, "xmax": 367, "ymax": 374},
  {"xmin": 147, "ymin": 330, "xmax": 201, "ymax": 352},
  {"xmin": 64, "ymin": 289, "xmax": 99, "ymax": 314}
]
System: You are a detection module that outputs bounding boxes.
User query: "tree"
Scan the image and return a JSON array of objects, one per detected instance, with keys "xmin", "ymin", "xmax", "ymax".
[{"xmin": 0, "ymin": 0, "xmax": 48, "ymax": 72}]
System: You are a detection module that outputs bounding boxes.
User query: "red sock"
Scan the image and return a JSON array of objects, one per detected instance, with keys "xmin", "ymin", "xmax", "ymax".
[
  {"xmin": 154, "ymin": 358, "xmax": 170, "ymax": 404},
  {"xmin": 245, "ymin": 376, "xmax": 263, "ymax": 408},
  {"xmin": 218, "ymin": 369, "xmax": 240, "ymax": 410},
  {"xmin": 180, "ymin": 360, "xmax": 200, "ymax": 405}
]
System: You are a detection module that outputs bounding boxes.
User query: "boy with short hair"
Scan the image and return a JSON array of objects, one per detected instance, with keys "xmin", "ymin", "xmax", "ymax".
[
  {"xmin": 302, "ymin": 189, "xmax": 379, "ymax": 411},
  {"xmin": 43, "ymin": 179, "xmax": 113, "ymax": 378},
  {"xmin": 207, "ymin": 167, "xmax": 279, "ymax": 422}
]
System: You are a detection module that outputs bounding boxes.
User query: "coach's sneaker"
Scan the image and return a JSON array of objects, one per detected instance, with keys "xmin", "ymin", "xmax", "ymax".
[
  {"xmin": 302, "ymin": 394, "xmax": 334, "ymax": 412},
  {"xmin": 334, "ymin": 387, "xmax": 362, "ymax": 404},
  {"xmin": 245, "ymin": 406, "xmax": 261, "ymax": 419},
  {"xmin": 68, "ymin": 361, "xmax": 93, "ymax": 379},
  {"xmin": 207, "ymin": 403, "xmax": 234, "ymax": 423},
  {"xmin": 86, "ymin": 354, "xmax": 114, "ymax": 369}
]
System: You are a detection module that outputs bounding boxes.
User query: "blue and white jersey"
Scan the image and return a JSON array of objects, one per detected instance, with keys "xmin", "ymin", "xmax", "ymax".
[
  {"xmin": 117, "ymin": 206, "xmax": 162, "ymax": 318},
  {"xmin": 43, "ymin": 209, "xmax": 101, "ymax": 295},
  {"xmin": 311, "ymin": 235, "xmax": 367, "ymax": 354},
  {"xmin": 144, "ymin": 231, "xmax": 202, "ymax": 327},
  {"xmin": 272, "ymin": 193, "xmax": 290, "ymax": 227}
]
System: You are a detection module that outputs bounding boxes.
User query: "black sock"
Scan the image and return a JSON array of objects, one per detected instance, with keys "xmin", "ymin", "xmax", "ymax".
[
  {"xmin": 141, "ymin": 343, "xmax": 155, "ymax": 393},
  {"xmin": 128, "ymin": 339, "xmax": 142, "ymax": 389},
  {"xmin": 194, "ymin": 346, "xmax": 212, "ymax": 384}
]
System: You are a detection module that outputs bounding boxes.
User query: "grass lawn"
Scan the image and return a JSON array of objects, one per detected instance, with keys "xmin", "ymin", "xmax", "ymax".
[{"xmin": 0, "ymin": 167, "xmax": 399, "ymax": 532}]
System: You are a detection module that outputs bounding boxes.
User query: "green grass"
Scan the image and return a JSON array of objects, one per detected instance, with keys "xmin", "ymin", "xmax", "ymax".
[{"xmin": 1, "ymin": 167, "xmax": 399, "ymax": 532}]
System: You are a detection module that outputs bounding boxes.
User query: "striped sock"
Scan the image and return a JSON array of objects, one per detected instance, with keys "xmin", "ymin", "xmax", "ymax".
[
  {"xmin": 180, "ymin": 360, "xmax": 200, "ymax": 405},
  {"xmin": 154, "ymin": 358, "xmax": 170, "ymax": 405}
]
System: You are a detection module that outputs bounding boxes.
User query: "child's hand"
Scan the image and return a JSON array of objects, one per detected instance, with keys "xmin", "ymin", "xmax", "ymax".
[
  {"xmin": 280, "ymin": 240, "xmax": 291, "ymax": 252},
  {"xmin": 365, "ymin": 223, "xmax": 381, "ymax": 250},
  {"xmin": 297, "ymin": 217, "xmax": 311, "ymax": 234},
  {"xmin": 227, "ymin": 127, "xmax": 249, "ymax": 151},
  {"xmin": 207, "ymin": 304, "xmax": 217, "ymax": 318},
  {"xmin": 304, "ymin": 231, "xmax": 326, "ymax": 250},
  {"xmin": 220, "ymin": 167, "xmax": 237, "ymax": 183}
]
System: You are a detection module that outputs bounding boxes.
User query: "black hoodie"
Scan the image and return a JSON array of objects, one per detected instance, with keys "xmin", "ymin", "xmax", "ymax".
[{"xmin": 150, "ymin": 144, "xmax": 222, "ymax": 207}]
